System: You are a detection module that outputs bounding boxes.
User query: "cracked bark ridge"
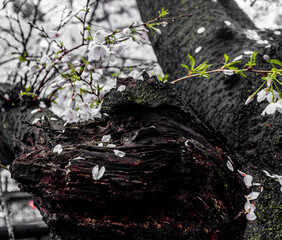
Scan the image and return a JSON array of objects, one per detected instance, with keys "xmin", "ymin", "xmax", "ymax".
[{"xmin": 12, "ymin": 77, "xmax": 247, "ymax": 239}]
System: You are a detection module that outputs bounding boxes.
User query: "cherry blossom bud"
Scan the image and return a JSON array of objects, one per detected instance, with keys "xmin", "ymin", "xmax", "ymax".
[
  {"xmin": 263, "ymin": 55, "xmax": 270, "ymax": 61},
  {"xmin": 155, "ymin": 28, "xmax": 162, "ymax": 35},
  {"xmin": 245, "ymin": 95, "xmax": 254, "ymax": 105},
  {"xmin": 122, "ymin": 28, "xmax": 131, "ymax": 37}
]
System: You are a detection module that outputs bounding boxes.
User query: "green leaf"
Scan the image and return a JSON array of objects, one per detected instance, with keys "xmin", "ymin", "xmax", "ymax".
[
  {"xmin": 224, "ymin": 54, "xmax": 229, "ymax": 64},
  {"xmin": 245, "ymin": 50, "xmax": 258, "ymax": 68},
  {"xmin": 271, "ymin": 59, "xmax": 282, "ymax": 67},
  {"xmin": 181, "ymin": 64, "xmax": 190, "ymax": 71},
  {"xmin": 236, "ymin": 70, "xmax": 247, "ymax": 77},
  {"xmin": 188, "ymin": 54, "xmax": 195, "ymax": 69}
]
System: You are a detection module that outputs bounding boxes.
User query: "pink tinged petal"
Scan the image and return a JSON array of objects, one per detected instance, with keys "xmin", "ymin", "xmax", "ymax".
[
  {"xmin": 238, "ymin": 170, "xmax": 246, "ymax": 176},
  {"xmin": 245, "ymin": 95, "xmax": 254, "ymax": 105},
  {"xmin": 53, "ymin": 144, "xmax": 63, "ymax": 154},
  {"xmin": 92, "ymin": 165, "xmax": 105, "ymax": 180},
  {"xmin": 113, "ymin": 150, "xmax": 126, "ymax": 157},
  {"xmin": 101, "ymin": 134, "xmax": 111, "ymax": 142},
  {"xmin": 246, "ymin": 192, "xmax": 260, "ymax": 200},
  {"xmin": 155, "ymin": 28, "xmax": 162, "ymax": 35},
  {"xmin": 226, "ymin": 160, "xmax": 234, "ymax": 171}
]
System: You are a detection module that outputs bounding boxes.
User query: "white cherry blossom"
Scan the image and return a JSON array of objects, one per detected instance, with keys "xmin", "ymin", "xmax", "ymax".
[
  {"xmin": 238, "ymin": 170, "xmax": 253, "ymax": 187},
  {"xmin": 246, "ymin": 192, "xmax": 260, "ymax": 200},
  {"xmin": 122, "ymin": 28, "xmax": 131, "ymax": 37},
  {"xmin": 88, "ymin": 43, "xmax": 109, "ymax": 61}
]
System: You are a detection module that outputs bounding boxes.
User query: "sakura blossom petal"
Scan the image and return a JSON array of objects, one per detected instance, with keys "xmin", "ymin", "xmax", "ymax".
[
  {"xmin": 261, "ymin": 102, "xmax": 276, "ymax": 115},
  {"xmin": 246, "ymin": 211, "xmax": 257, "ymax": 221},
  {"xmin": 244, "ymin": 175, "xmax": 253, "ymax": 187},
  {"xmin": 197, "ymin": 27, "xmax": 205, "ymax": 34},
  {"xmin": 262, "ymin": 170, "xmax": 274, "ymax": 178},
  {"xmin": 101, "ymin": 134, "xmax": 111, "ymax": 142},
  {"xmin": 113, "ymin": 150, "xmax": 125, "ymax": 157},
  {"xmin": 117, "ymin": 85, "xmax": 126, "ymax": 92},
  {"xmin": 195, "ymin": 46, "xmax": 202, "ymax": 53},
  {"xmin": 226, "ymin": 160, "xmax": 234, "ymax": 171},
  {"xmin": 224, "ymin": 20, "xmax": 231, "ymax": 26},
  {"xmin": 246, "ymin": 192, "xmax": 260, "ymax": 200},
  {"xmin": 245, "ymin": 95, "xmax": 254, "ymax": 105},
  {"xmin": 92, "ymin": 165, "xmax": 105, "ymax": 180},
  {"xmin": 98, "ymin": 143, "xmax": 103, "ymax": 147},
  {"xmin": 32, "ymin": 118, "xmax": 40, "ymax": 124},
  {"xmin": 53, "ymin": 144, "xmax": 63, "ymax": 154},
  {"xmin": 73, "ymin": 156, "xmax": 85, "ymax": 160},
  {"xmin": 107, "ymin": 144, "xmax": 116, "ymax": 148}
]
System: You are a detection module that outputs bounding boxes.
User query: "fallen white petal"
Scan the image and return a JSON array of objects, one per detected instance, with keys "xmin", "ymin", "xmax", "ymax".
[
  {"xmin": 238, "ymin": 170, "xmax": 246, "ymax": 176},
  {"xmin": 114, "ymin": 150, "xmax": 126, "ymax": 158},
  {"xmin": 244, "ymin": 51, "xmax": 253, "ymax": 55},
  {"xmin": 50, "ymin": 117, "xmax": 58, "ymax": 121},
  {"xmin": 98, "ymin": 143, "xmax": 103, "ymax": 147},
  {"xmin": 32, "ymin": 118, "xmax": 40, "ymax": 124},
  {"xmin": 233, "ymin": 55, "xmax": 243, "ymax": 62},
  {"xmin": 107, "ymin": 144, "xmax": 116, "ymax": 148},
  {"xmin": 53, "ymin": 144, "xmax": 63, "ymax": 154},
  {"xmin": 262, "ymin": 170, "xmax": 274, "ymax": 178},
  {"xmin": 246, "ymin": 211, "xmax": 257, "ymax": 221},
  {"xmin": 197, "ymin": 27, "xmax": 205, "ymax": 34},
  {"xmin": 101, "ymin": 134, "xmax": 111, "ymax": 142},
  {"xmin": 195, "ymin": 46, "xmax": 202, "ymax": 53},
  {"xmin": 224, "ymin": 20, "xmax": 231, "ymax": 26},
  {"xmin": 117, "ymin": 85, "xmax": 126, "ymax": 92},
  {"xmin": 92, "ymin": 165, "xmax": 105, "ymax": 180},
  {"xmin": 246, "ymin": 192, "xmax": 260, "ymax": 200},
  {"xmin": 73, "ymin": 156, "xmax": 85, "ymax": 160},
  {"xmin": 226, "ymin": 160, "xmax": 234, "ymax": 171},
  {"xmin": 244, "ymin": 175, "xmax": 253, "ymax": 187},
  {"xmin": 31, "ymin": 109, "xmax": 40, "ymax": 114}
]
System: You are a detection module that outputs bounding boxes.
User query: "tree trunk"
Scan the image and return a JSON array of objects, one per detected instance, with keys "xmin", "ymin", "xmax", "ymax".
[
  {"xmin": 136, "ymin": 0, "xmax": 282, "ymax": 239},
  {"xmin": 5, "ymin": 77, "xmax": 247, "ymax": 239}
]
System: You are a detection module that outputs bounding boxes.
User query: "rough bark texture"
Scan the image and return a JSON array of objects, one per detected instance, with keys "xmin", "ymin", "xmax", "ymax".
[
  {"xmin": 9, "ymin": 78, "xmax": 248, "ymax": 239},
  {"xmin": 136, "ymin": 0, "xmax": 282, "ymax": 239}
]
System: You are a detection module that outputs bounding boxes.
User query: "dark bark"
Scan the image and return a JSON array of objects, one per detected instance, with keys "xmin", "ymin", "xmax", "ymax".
[
  {"xmin": 7, "ymin": 78, "xmax": 247, "ymax": 239},
  {"xmin": 136, "ymin": 0, "xmax": 282, "ymax": 239}
]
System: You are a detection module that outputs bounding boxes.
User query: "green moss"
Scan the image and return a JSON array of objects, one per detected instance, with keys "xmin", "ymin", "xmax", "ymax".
[{"xmin": 246, "ymin": 178, "xmax": 282, "ymax": 239}]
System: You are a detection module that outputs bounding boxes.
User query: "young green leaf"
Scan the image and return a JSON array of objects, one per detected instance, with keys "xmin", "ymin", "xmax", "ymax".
[
  {"xmin": 188, "ymin": 54, "xmax": 195, "ymax": 69},
  {"xmin": 181, "ymin": 64, "xmax": 190, "ymax": 71},
  {"xmin": 224, "ymin": 54, "xmax": 229, "ymax": 64},
  {"xmin": 271, "ymin": 59, "xmax": 282, "ymax": 67}
]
